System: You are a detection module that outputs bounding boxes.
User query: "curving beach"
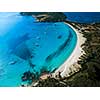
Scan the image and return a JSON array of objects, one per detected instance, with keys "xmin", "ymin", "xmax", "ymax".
[
  {"xmin": 0, "ymin": 12, "xmax": 99, "ymax": 87},
  {"xmin": 53, "ymin": 22, "xmax": 86, "ymax": 78}
]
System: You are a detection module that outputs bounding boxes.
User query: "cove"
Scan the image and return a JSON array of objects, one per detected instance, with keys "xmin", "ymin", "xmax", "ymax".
[{"xmin": 0, "ymin": 12, "xmax": 77, "ymax": 86}]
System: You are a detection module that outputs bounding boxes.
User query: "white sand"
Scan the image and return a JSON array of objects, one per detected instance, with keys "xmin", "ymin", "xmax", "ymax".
[{"xmin": 53, "ymin": 23, "xmax": 86, "ymax": 78}]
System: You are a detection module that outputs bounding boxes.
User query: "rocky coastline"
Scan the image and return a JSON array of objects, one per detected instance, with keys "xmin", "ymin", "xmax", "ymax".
[{"xmin": 20, "ymin": 12, "xmax": 100, "ymax": 87}]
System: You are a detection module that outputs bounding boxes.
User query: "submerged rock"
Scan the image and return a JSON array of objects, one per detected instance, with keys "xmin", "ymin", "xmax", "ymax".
[
  {"xmin": 35, "ymin": 43, "xmax": 39, "ymax": 47},
  {"xmin": 45, "ymin": 32, "xmax": 73, "ymax": 63},
  {"xmin": 8, "ymin": 61, "xmax": 17, "ymax": 65},
  {"xmin": 22, "ymin": 71, "xmax": 35, "ymax": 82},
  {"xmin": 57, "ymin": 35, "xmax": 62, "ymax": 39},
  {"xmin": 46, "ymin": 53, "xmax": 56, "ymax": 62}
]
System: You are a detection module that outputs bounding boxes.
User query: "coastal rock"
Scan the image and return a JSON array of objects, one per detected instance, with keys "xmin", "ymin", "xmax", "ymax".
[{"xmin": 22, "ymin": 71, "xmax": 35, "ymax": 82}]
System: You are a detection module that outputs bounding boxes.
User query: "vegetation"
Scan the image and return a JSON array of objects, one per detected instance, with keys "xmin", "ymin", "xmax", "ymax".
[
  {"xmin": 20, "ymin": 12, "xmax": 67, "ymax": 22},
  {"xmin": 20, "ymin": 12, "xmax": 100, "ymax": 87},
  {"xmin": 35, "ymin": 22, "xmax": 100, "ymax": 87},
  {"xmin": 36, "ymin": 77, "xmax": 68, "ymax": 87}
]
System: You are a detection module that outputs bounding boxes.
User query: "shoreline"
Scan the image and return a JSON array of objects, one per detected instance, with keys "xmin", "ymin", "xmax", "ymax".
[{"xmin": 52, "ymin": 22, "xmax": 86, "ymax": 78}]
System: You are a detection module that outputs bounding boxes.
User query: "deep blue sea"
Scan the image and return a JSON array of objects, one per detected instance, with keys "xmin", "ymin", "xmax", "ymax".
[
  {"xmin": 0, "ymin": 12, "xmax": 77, "ymax": 86},
  {"xmin": 64, "ymin": 12, "xmax": 100, "ymax": 23}
]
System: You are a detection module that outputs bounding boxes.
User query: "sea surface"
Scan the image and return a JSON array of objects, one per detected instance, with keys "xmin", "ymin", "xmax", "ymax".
[
  {"xmin": 64, "ymin": 12, "xmax": 100, "ymax": 23},
  {"xmin": 0, "ymin": 12, "xmax": 77, "ymax": 86}
]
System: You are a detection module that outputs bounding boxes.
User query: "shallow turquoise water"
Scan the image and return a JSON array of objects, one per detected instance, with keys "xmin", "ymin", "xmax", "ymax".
[{"xmin": 0, "ymin": 13, "xmax": 77, "ymax": 86}]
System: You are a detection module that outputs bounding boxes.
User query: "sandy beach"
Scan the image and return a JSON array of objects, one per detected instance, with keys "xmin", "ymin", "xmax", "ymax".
[{"xmin": 53, "ymin": 22, "xmax": 86, "ymax": 78}]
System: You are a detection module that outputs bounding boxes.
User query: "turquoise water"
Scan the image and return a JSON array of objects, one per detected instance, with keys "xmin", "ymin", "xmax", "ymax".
[{"xmin": 0, "ymin": 12, "xmax": 77, "ymax": 86}]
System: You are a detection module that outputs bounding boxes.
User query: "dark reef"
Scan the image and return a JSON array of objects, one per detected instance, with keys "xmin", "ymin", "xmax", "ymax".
[{"xmin": 45, "ymin": 31, "xmax": 73, "ymax": 63}]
